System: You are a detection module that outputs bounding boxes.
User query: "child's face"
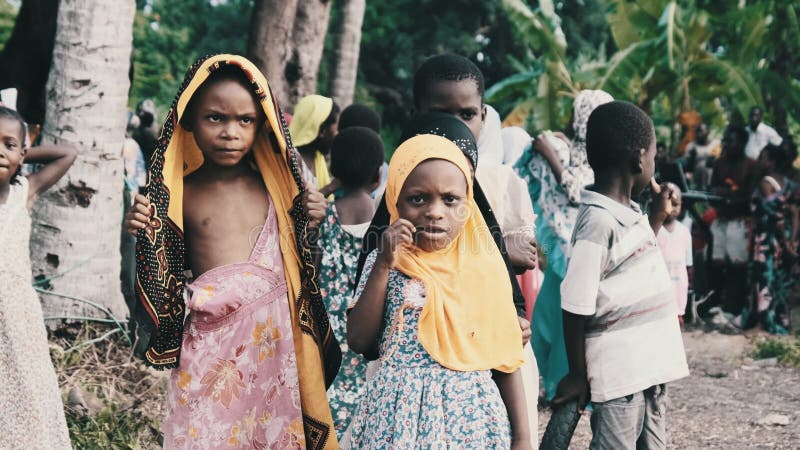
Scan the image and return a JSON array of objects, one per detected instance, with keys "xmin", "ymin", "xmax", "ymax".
[
  {"xmin": 187, "ymin": 79, "xmax": 264, "ymax": 168},
  {"xmin": 397, "ymin": 159, "xmax": 469, "ymax": 252},
  {"xmin": 0, "ymin": 118, "xmax": 25, "ymax": 185},
  {"xmin": 633, "ymin": 131, "xmax": 657, "ymax": 195},
  {"xmin": 667, "ymin": 191, "xmax": 682, "ymax": 222},
  {"xmin": 416, "ymin": 80, "xmax": 485, "ymax": 141}
]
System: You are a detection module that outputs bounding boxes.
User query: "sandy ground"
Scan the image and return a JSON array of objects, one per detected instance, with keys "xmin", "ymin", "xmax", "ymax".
[{"xmin": 537, "ymin": 330, "xmax": 800, "ymax": 449}]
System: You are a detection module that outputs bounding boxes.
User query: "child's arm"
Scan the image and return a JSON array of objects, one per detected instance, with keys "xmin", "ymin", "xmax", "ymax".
[
  {"xmin": 347, "ymin": 218, "xmax": 415, "ymax": 355},
  {"xmin": 492, "ymin": 369, "xmax": 532, "ymax": 449},
  {"xmin": 552, "ymin": 311, "xmax": 590, "ymax": 410},
  {"xmin": 125, "ymin": 194, "xmax": 152, "ymax": 235},
  {"xmin": 649, "ymin": 181, "xmax": 673, "ymax": 235},
  {"xmin": 25, "ymin": 143, "xmax": 77, "ymax": 204}
]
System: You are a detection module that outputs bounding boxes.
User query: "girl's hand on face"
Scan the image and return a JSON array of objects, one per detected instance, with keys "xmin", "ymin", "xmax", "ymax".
[
  {"xmin": 377, "ymin": 218, "xmax": 415, "ymax": 270},
  {"xmin": 301, "ymin": 182, "xmax": 327, "ymax": 229},
  {"xmin": 124, "ymin": 194, "xmax": 152, "ymax": 236}
]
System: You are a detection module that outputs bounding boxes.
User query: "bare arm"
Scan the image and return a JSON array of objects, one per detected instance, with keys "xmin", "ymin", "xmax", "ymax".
[
  {"xmin": 552, "ymin": 311, "xmax": 590, "ymax": 411},
  {"xmin": 493, "ymin": 369, "xmax": 532, "ymax": 447},
  {"xmin": 25, "ymin": 143, "xmax": 77, "ymax": 203},
  {"xmin": 533, "ymin": 135, "xmax": 565, "ymax": 183}
]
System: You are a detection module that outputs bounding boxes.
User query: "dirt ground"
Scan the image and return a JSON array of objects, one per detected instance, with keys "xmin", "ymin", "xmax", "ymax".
[{"xmin": 537, "ymin": 329, "xmax": 800, "ymax": 449}]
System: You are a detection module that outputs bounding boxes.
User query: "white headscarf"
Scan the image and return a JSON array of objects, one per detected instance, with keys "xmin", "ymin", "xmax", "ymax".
[
  {"xmin": 501, "ymin": 126, "xmax": 531, "ymax": 166},
  {"xmin": 477, "ymin": 105, "xmax": 504, "ymax": 166}
]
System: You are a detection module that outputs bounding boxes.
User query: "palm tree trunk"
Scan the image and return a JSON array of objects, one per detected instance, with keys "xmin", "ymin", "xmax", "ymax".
[
  {"xmin": 30, "ymin": 0, "xmax": 135, "ymax": 321},
  {"xmin": 330, "ymin": 0, "xmax": 365, "ymax": 107}
]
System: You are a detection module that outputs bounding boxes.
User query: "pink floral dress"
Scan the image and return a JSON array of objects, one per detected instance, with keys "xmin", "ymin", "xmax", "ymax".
[{"xmin": 163, "ymin": 197, "xmax": 305, "ymax": 449}]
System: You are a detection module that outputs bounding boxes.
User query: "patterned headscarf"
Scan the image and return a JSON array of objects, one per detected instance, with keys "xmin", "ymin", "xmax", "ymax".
[
  {"xmin": 134, "ymin": 55, "xmax": 340, "ymax": 449},
  {"xmin": 570, "ymin": 89, "xmax": 614, "ymax": 166}
]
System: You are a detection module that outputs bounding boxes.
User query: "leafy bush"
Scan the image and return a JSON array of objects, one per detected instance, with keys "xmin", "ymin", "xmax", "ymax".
[{"xmin": 754, "ymin": 336, "xmax": 800, "ymax": 366}]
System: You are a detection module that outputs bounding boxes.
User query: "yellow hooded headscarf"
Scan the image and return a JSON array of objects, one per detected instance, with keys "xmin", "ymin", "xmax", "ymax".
[
  {"xmin": 385, "ymin": 134, "xmax": 524, "ymax": 373},
  {"xmin": 289, "ymin": 94, "xmax": 333, "ymax": 190},
  {"xmin": 134, "ymin": 54, "xmax": 340, "ymax": 449}
]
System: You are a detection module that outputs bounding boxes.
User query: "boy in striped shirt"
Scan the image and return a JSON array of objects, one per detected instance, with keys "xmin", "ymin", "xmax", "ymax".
[{"xmin": 552, "ymin": 101, "xmax": 689, "ymax": 450}]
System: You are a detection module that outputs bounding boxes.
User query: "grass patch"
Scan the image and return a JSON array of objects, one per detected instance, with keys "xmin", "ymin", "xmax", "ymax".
[
  {"xmin": 50, "ymin": 324, "xmax": 166, "ymax": 449},
  {"xmin": 754, "ymin": 335, "xmax": 800, "ymax": 367}
]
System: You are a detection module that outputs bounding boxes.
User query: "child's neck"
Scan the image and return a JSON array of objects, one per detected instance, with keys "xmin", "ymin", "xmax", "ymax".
[
  {"xmin": 663, "ymin": 218, "xmax": 677, "ymax": 231},
  {"xmin": 592, "ymin": 171, "xmax": 634, "ymax": 207},
  {"xmin": 335, "ymin": 186, "xmax": 375, "ymax": 225},
  {"xmin": 0, "ymin": 180, "xmax": 11, "ymax": 205},
  {"xmin": 194, "ymin": 159, "xmax": 255, "ymax": 182}
]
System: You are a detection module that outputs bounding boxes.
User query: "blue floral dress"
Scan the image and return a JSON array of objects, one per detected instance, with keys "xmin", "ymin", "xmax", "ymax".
[
  {"xmin": 318, "ymin": 204, "xmax": 370, "ymax": 434},
  {"xmin": 347, "ymin": 250, "xmax": 511, "ymax": 449}
]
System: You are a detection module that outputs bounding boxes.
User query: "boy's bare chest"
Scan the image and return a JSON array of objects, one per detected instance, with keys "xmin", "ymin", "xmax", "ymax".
[{"xmin": 182, "ymin": 182, "xmax": 271, "ymax": 274}]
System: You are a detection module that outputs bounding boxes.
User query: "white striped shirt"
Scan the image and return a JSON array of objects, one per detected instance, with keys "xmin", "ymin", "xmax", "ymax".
[{"xmin": 561, "ymin": 190, "xmax": 689, "ymax": 402}]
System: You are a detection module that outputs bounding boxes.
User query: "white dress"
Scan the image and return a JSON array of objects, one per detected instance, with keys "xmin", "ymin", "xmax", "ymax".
[{"xmin": 0, "ymin": 177, "xmax": 72, "ymax": 449}]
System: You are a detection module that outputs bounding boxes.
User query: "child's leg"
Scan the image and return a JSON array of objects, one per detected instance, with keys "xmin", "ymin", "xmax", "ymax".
[
  {"xmin": 589, "ymin": 392, "xmax": 646, "ymax": 450},
  {"xmin": 636, "ymin": 384, "xmax": 668, "ymax": 450}
]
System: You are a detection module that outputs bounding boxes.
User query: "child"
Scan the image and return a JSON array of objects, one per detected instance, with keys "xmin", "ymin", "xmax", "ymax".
[
  {"xmin": 347, "ymin": 134, "xmax": 531, "ymax": 449},
  {"xmin": 338, "ymin": 103, "xmax": 387, "ymax": 200},
  {"xmin": 656, "ymin": 184, "xmax": 693, "ymax": 327},
  {"xmin": 318, "ymin": 126, "xmax": 384, "ymax": 436},
  {"xmin": 748, "ymin": 143, "xmax": 799, "ymax": 333},
  {"xmin": 0, "ymin": 105, "xmax": 76, "ymax": 448},
  {"xmin": 289, "ymin": 94, "xmax": 339, "ymax": 194},
  {"xmin": 125, "ymin": 55, "xmax": 340, "ymax": 449},
  {"xmin": 553, "ymin": 101, "xmax": 689, "ymax": 449}
]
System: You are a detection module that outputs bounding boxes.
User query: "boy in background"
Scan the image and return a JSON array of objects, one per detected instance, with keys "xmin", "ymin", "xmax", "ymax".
[
  {"xmin": 553, "ymin": 101, "xmax": 689, "ymax": 449},
  {"xmin": 656, "ymin": 183, "xmax": 693, "ymax": 327}
]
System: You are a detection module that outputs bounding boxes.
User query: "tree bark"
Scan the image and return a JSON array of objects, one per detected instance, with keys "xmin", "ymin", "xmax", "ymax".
[
  {"xmin": 30, "ymin": 0, "xmax": 135, "ymax": 321},
  {"xmin": 246, "ymin": 0, "xmax": 299, "ymax": 106},
  {"xmin": 247, "ymin": 0, "xmax": 332, "ymax": 109},
  {"xmin": 330, "ymin": 0, "xmax": 365, "ymax": 107}
]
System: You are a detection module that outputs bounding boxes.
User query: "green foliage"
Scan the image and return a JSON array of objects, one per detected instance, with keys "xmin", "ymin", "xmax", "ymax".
[
  {"xmin": 67, "ymin": 404, "xmax": 158, "ymax": 450},
  {"xmin": 0, "ymin": 0, "xmax": 17, "ymax": 52},
  {"xmin": 130, "ymin": 0, "xmax": 253, "ymax": 114},
  {"xmin": 754, "ymin": 336, "xmax": 800, "ymax": 367}
]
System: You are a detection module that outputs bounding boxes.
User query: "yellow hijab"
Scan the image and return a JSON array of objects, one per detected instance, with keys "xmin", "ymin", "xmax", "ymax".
[
  {"xmin": 137, "ymin": 54, "xmax": 339, "ymax": 449},
  {"xmin": 386, "ymin": 134, "xmax": 524, "ymax": 373},
  {"xmin": 289, "ymin": 94, "xmax": 333, "ymax": 190}
]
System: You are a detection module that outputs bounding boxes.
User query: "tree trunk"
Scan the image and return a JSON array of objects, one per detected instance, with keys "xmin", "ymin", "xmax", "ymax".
[
  {"xmin": 247, "ymin": 0, "xmax": 332, "ymax": 109},
  {"xmin": 30, "ymin": 0, "xmax": 135, "ymax": 321},
  {"xmin": 330, "ymin": 0, "xmax": 365, "ymax": 107},
  {"xmin": 246, "ymin": 0, "xmax": 299, "ymax": 106}
]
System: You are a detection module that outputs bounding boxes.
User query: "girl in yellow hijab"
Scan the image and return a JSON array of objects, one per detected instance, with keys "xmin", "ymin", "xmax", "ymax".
[
  {"xmin": 346, "ymin": 134, "xmax": 531, "ymax": 449},
  {"xmin": 290, "ymin": 94, "xmax": 339, "ymax": 193}
]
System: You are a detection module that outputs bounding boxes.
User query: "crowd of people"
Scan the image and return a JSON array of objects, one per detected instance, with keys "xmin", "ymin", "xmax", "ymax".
[{"xmin": 1, "ymin": 51, "xmax": 797, "ymax": 449}]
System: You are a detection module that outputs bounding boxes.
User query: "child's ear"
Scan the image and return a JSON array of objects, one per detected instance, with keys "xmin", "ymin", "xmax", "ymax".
[
  {"xmin": 368, "ymin": 167, "xmax": 382, "ymax": 191},
  {"xmin": 481, "ymin": 104, "xmax": 487, "ymax": 124},
  {"xmin": 632, "ymin": 148, "xmax": 645, "ymax": 173}
]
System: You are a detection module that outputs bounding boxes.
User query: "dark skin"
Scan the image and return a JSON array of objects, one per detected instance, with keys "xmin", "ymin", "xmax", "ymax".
[
  {"xmin": 335, "ymin": 173, "xmax": 380, "ymax": 226},
  {"xmin": 552, "ymin": 131, "xmax": 674, "ymax": 411},
  {"xmin": 347, "ymin": 159, "xmax": 531, "ymax": 448},
  {"xmin": 0, "ymin": 117, "xmax": 77, "ymax": 209},
  {"xmin": 125, "ymin": 78, "xmax": 327, "ymax": 277},
  {"xmin": 749, "ymin": 107, "xmax": 763, "ymax": 131}
]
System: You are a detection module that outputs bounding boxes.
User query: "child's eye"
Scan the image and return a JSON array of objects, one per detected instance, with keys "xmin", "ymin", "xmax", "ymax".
[
  {"xmin": 460, "ymin": 111, "xmax": 476, "ymax": 121},
  {"xmin": 409, "ymin": 195, "xmax": 425, "ymax": 205},
  {"xmin": 444, "ymin": 195, "xmax": 459, "ymax": 204},
  {"xmin": 240, "ymin": 117, "xmax": 255, "ymax": 125},
  {"xmin": 208, "ymin": 114, "xmax": 223, "ymax": 122}
]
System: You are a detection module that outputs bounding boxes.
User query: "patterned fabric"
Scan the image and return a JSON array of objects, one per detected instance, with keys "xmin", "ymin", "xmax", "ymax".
[
  {"xmin": 748, "ymin": 178, "xmax": 799, "ymax": 334},
  {"xmin": 134, "ymin": 54, "xmax": 340, "ymax": 449},
  {"xmin": 563, "ymin": 90, "xmax": 614, "ymax": 204},
  {"xmin": 318, "ymin": 204, "xmax": 369, "ymax": 434},
  {"xmin": 163, "ymin": 199, "xmax": 306, "ymax": 449},
  {"xmin": 0, "ymin": 177, "xmax": 71, "ymax": 449},
  {"xmin": 348, "ymin": 251, "xmax": 512, "ymax": 449}
]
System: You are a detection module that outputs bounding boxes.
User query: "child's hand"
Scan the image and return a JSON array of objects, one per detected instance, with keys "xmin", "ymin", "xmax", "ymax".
[
  {"xmin": 649, "ymin": 181, "xmax": 674, "ymax": 220},
  {"xmin": 377, "ymin": 219, "xmax": 415, "ymax": 270},
  {"xmin": 124, "ymin": 194, "xmax": 152, "ymax": 236},
  {"xmin": 301, "ymin": 183, "xmax": 327, "ymax": 229},
  {"xmin": 552, "ymin": 372, "xmax": 590, "ymax": 412},
  {"xmin": 518, "ymin": 316, "xmax": 531, "ymax": 346}
]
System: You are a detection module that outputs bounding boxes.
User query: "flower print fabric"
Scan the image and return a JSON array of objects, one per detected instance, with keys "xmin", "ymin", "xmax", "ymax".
[{"xmin": 162, "ymin": 196, "xmax": 305, "ymax": 449}]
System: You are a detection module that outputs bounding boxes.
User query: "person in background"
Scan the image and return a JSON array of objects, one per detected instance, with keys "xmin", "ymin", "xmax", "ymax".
[
  {"xmin": 745, "ymin": 106, "xmax": 782, "ymax": 161},
  {"xmin": 289, "ymin": 94, "xmax": 340, "ymax": 194},
  {"xmin": 684, "ymin": 123, "xmax": 721, "ymax": 190},
  {"xmin": 709, "ymin": 124, "xmax": 758, "ymax": 319},
  {"xmin": 656, "ymin": 183, "xmax": 693, "ymax": 328},
  {"xmin": 748, "ymin": 143, "xmax": 799, "ymax": 334},
  {"xmin": 318, "ymin": 126, "xmax": 384, "ymax": 443},
  {"xmin": 0, "ymin": 105, "xmax": 77, "ymax": 449},
  {"xmin": 514, "ymin": 89, "xmax": 613, "ymax": 401},
  {"xmin": 337, "ymin": 102, "xmax": 387, "ymax": 199},
  {"xmin": 132, "ymin": 98, "xmax": 160, "ymax": 168}
]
